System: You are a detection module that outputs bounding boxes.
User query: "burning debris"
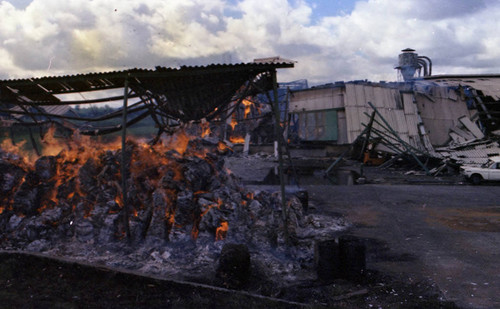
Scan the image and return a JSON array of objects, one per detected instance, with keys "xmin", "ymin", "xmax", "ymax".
[{"xmin": 0, "ymin": 130, "xmax": 348, "ymax": 291}]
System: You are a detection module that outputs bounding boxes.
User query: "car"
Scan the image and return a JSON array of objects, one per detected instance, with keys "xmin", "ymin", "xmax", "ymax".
[{"xmin": 460, "ymin": 157, "xmax": 500, "ymax": 185}]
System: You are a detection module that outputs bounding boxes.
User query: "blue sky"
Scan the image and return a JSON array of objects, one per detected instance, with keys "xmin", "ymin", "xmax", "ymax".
[
  {"xmin": 1, "ymin": 0, "xmax": 500, "ymax": 85},
  {"xmin": 309, "ymin": 0, "xmax": 356, "ymax": 18}
]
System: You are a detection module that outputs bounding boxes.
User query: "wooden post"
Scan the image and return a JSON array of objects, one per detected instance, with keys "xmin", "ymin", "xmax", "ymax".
[
  {"xmin": 122, "ymin": 77, "xmax": 131, "ymax": 240},
  {"xmin": 270, "ymin": 70, "xmax": 289, "ymax": 244}
]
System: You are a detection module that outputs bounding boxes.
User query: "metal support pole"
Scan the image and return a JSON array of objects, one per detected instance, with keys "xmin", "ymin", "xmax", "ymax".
[
  {"xmin": 9, "ymin": 127, "xmax": 16, "ymax": 146},
  {"xmin": 122, "ymin": 77, "xmax": 131, "ymax": 240},
  {"xmin": 367, "ymin": 102, "xmax": 430, "ymax": 175},
  {"xmin": 27, "ymin": 127, "xmax": 40, "ymax": 156},
  {"xmin": 362, "ymin": 112, "xmax": 428, "ymax": 156},
  {"xmin": 325, "ymin": 120, "xmax": 373, "ymax": 177},
  {"xmin": 358, "ymin": 111, "xmax": 376, "ymax": 160},
  {"xmin": 271, "ymin": 70, "xmax": 289, "ymax": 244}
]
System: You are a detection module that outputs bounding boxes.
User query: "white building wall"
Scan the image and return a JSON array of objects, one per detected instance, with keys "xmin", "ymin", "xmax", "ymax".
[
  {"xmin": 290, "ymin": 87, "xmax": 344, "ymax": 112},
  {"xmin": 289, "ymin": 86, "xmax": 348, "ymax": 144},
  {"xmin": 343, "ymin": 83, "xmax": 432, "ymax": 152},
  {"xmin": 414, "ymin": 81, "xmax": 474, "ymax": 146}
]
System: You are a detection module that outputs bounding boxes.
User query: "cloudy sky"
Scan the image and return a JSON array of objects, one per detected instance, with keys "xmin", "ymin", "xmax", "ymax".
[{"xmin": 1, "ymin": 0, "xmax": 500, "ymax": 85}]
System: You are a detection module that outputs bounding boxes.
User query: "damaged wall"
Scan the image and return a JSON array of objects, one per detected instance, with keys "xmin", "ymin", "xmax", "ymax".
[
  {"xmin": 343, "ymin": 83, "xmax": 433, "ymax": 153},
  {"xmin": 413, "ymin": 81, "xmax": 474, "ymax": 146},
  {"xmin": 289, "ymin": 85, "xmax": 348, "ymax": 144},
  {"xmin": 290, "ymin": 85, "xmax": 345, "ymax": 111},
  {"xmin": 287, "ymin": 71, "xmax": 500, "ymax": 170},
  {"xmin": 289, "ymin": 76, "xmax": 500, "ymax": 149}
]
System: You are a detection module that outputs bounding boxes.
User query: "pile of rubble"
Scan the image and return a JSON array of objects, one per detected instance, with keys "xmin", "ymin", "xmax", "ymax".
[
  {"xmin": 435, "ymin": 116, "xmax": 500, "ymax": 167},
  {"xmin": 0, "ymin": 135, "xmax": 347, "ymax": 289}
]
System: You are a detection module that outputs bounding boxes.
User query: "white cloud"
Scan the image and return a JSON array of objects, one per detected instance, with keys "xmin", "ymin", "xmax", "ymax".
[{"xmin": 0, "ymin": 0, "xmax": 500, "ymax": 85}]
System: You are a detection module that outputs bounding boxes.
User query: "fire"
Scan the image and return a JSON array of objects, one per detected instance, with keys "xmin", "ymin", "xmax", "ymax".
[
  {"xmin": 114, "ymin": 196, "xmax": 123, "ymax": 208},
  {"xmin": 242, "ymin": 99, "xmax": 253, "ymax": 118},
  {"xmin": 41, "ymin": 126, "xmax": 66, "ymax": 156},
  {"xmin": 229, "ymin": 117, "xmax": 238, "ymax": 130},
  {"xmin": 1, "ymin": 125, "xmax": 238, "ymax": 241},
  {"xmin": 201, "ymin": 121, "xmax": 211, "ymax": 138},
  {"xmin": 229, "ymin": 136, "xmax": 245, "ymax": 144},
  {"xmin": 217, "ymin": 141, "xmax": 232, "ymax": 153},
  {"xmin": 166, "ymin": 130, "xmax": 191, "ymax": 155},
  {"xmin": 0, "ymin": 138, "xmax": 30, "ymax": 163},
  {"xmin": 215, "ymin": 221, "xmax": 228, "ymax": 241}
]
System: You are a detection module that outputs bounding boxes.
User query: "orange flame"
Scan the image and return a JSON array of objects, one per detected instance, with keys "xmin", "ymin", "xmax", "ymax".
[
  {"xmin": 216, "ymin": 221, "xmax": 228, "ymax": 241},
  {"xmin": 229, "ymin": 117, "xmax": 237, "ymax": 130},
  {"xmin": 41, "ymin": 126, "xmax": 67, "ymax": 156},
  {"xmin": 201, "ymin": 121, "xmax": 211, "ymax": 138},
  {"xmin": 3, "ymin": 125, "xmax": 237, "ymax": 241},
  {"xmin": 115, "ymin": 196, "xmax": 123, "ymax": 208},
  {"xmin": 242, "ymin": 99, "xmax": 253, "ymax": 118},
  {"xmin": 0, "ymin": 138, "xmax": 30, "ymax": 163},
  {"xmin": 229, "ymin": 136, "xmax": 245, "ymax": 144},
  {"xmin": 217, "ymin": 141, "xmax": 232, "ymax": 153},
  {"xmin": 167, "ymin": 130, "xmax": 191, "ymax": 155}
]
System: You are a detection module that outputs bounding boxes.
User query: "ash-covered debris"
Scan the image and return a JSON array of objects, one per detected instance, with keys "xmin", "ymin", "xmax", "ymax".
[{"xmin": 0, "ymin": 136, "xmax": 348, "ymax": 290}]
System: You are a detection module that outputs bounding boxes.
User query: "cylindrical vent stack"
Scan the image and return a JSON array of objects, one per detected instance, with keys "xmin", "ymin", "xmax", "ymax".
[{"xmin": 397, "ymin": 48, "xmax": 420, "ymax": 81}]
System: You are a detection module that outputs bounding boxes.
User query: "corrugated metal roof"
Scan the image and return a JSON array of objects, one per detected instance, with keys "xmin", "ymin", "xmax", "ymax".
[
  {"xmin": 436, "ymin": 141, "xmax": 500, "ymax": 166},
  {"xmin": 8, "ymin": 105, "xmax": 75, "ymax": 120},
  {"xmin": 424, "ymin": 75, "xmax": 500, "ymax": 100},
  {"xmin": 2, "ymin": 61, "xmax": 295, "ymax": 84},
  {"xmin": 0, "ymin": 61, "xmax": 294, "ymax": 122}
]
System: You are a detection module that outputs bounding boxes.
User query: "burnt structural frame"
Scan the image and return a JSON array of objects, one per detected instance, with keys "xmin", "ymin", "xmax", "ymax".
[
  {"xmin": 0, "ymin": 61, "xmax": 295, "ymax": 240},
  {"xmin": 0, "ymin": 62, "xmax": 293, "ymax": 135}
]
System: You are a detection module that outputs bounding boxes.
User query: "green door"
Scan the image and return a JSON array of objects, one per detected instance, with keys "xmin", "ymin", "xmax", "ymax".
[{"xmin": 298, "ymin": 109, "xmax": 338, "ymax": 141}]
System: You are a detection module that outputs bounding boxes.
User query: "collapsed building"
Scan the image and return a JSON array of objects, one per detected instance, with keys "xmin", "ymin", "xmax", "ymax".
[
  {"xmin": 288, "ymin": 48, "xmax": 500, "ymax": 169},
  {"xmin": 0, "ymin": 58, "xmax": 382, "ymax": 305},
  {"xmin": 0, "ymin": 52, "xmax": 494, "ymax": 307}
]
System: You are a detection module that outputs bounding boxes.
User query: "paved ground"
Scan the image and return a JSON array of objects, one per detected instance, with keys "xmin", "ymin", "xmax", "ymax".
[
  {"xmin": 305, "ymin": 184, "xmax": 500, "ymax": 309},
  {"xmin": 229, "ymin": 155, "xmax": 499, "ymax": 308}
]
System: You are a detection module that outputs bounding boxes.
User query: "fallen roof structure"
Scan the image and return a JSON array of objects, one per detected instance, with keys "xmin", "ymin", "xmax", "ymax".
[
  {"xmin": 0, "ymin": 60, "xmax": 294, "ymax": 135},
  {"xmin": 0, "ymin": 59, "xmax": 296, "ymax": 240}
]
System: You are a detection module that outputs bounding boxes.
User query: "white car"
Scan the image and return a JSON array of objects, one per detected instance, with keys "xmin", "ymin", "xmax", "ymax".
[{"xmin": 460, "ymin": 157, "xmax": 500, "ymax": 185}]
